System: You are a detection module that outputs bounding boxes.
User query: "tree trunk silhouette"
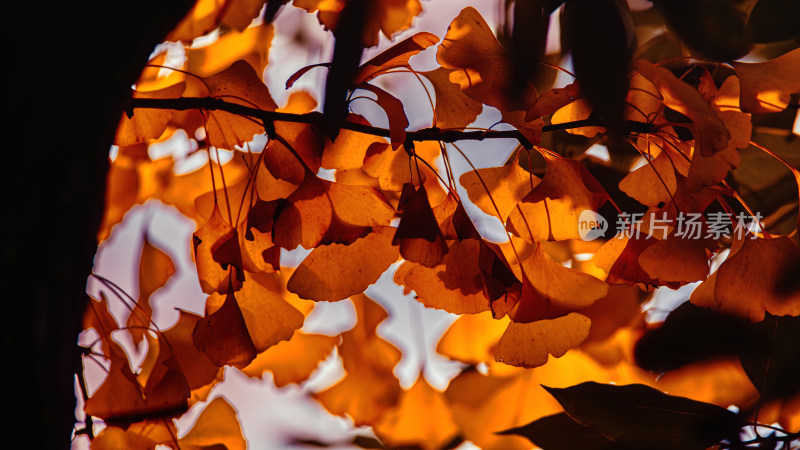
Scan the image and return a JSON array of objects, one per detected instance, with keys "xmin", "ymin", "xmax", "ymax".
[{"xmin": 6, "ymin": 2, "xmax": 193, "ymax": 447}]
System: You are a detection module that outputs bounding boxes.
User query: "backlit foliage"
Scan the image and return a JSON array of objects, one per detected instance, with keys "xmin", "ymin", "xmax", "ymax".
[{"xmin": 79, "ymin": 0, "xmax": 800, "ymax": 448}]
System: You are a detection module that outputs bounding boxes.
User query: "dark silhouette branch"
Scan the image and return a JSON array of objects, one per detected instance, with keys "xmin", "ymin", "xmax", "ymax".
[{"xmin": 129, "ymin": 96, "xmax": 658, "ymax": 148}]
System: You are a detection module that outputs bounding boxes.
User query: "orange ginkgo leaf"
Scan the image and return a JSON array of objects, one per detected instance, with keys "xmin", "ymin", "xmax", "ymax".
[
  {"xmin": 493, "ymin": 313, "xmax": 591, "ymax": 368},
  {"xmin": 219, "ymin": 0, "xmax": 267, "ymax": 31},
  {"xmin": 263, "ymin": 91, "xmax": 323, "ymax": 184},
  {"xmin": 619, "ymin": 151, "xmax": 678, "ymax": 208},
  {"xmin": 178, "ymin": 397, "xmax": 246, "ymax": 450},
  {"xmin": 293, "ymin": 0, "xmax": 422, "ymax": 47},
  {"xmin": 115, "ymin": 82, "xmax": 185, "ymax": 146},
  {"xmin": 190, "ymin": 60, "xmax": 278, "ymax": 150},
  {"xmin": 638, "ymin": 235, "xmax": 710, "ymax": 285},
  {"xmin": 373, "ymin": 376, "xmax": 460, "ymax": 450},
  {"xmin": 128, "ymin": 236, "xmax": 176, "ymax": 344},
  {"xmin": 691, "ymin": 236, "xmax": 800, "ymax": 322},
  {"xmin": 313, "ymin": 294, "xmax": 402, "ymax": 425},
  {"xmin": 436, "ymin": 311, "xmax": 509, "ymax": 365},
  {"xmin": 363, "ymin": 142, "xmax": 421, "ymax": 191},
  {"xmin": 551, "ymin": 98, "xmax": 605, "ymax": 138},
  {"xmin": 687, "ymin": 76, "xmax": 752, "ymax": 192},
  {"xmin": 633, "ymin": 59, "xmax": 730, "ymax": 157},
  {"xmin": 193, "ymin": 287, "xmax": 258, "ymax": 368},
  {"xmin": 167, "ymin": 0, "xmax": 225, "ymax": 43},
  {"xmin": 508, "ymin": 242, "xmax": 608, "ymax": 322},
  {"xmin": 437, "ymin": 7, "xmax": 537, "ymax": 112},
  {"xmin": 186, "ymin": 24, "xmax": 274, "ymax": 79},
  {"xmin": 85, "ymin": 341, "xmax": 190, "ymax": 425},
  {"xmin": 83, "ymin": 293, "xmax": 119, "ymax": 355},
  {"xmin": 193, "ymin": 205, "xmax": 243, "ymax": 294},
  {"xmin": 507, "ymin": 152, "xmax": 610, "ymax": 242},
  {"xmin": 321, "ymin": 114, "xmax": 386, "ymax": 171},
  {"xmin": 731, "ymin": 47, "xmax": 800, "ymax": 113},
  {"xmin": 421, "ymin": 67, "xmax": 483, "ymax": 130},
  {"xmin": 393, "ymin": 184, "xmax": 448, "ymax": 267},
  {"xmin": 526, "ymin": 82, "xmax": 582, "ymax": 122},
  {"xmin": 272, "ymin": 175, "xmax": 395, "ymax": 249},
  {"xmin": 240, "ymin": 332, "xmax": 338, "ymax": 386},
  {"xmin": 287, "ymin": 226, "xmax": 399, "ymax": 301},
  {"xmin": 397, "ymin": 238, "xmax": 493, "ymax": 315},
  {"xmin": 355, "ymin": 32, "xmax": 439, "ymax": 84},
  {"xmin": 162, "ymin": 310, "xmax": 220, "ymax": 390},
  {"xmin": 198, "ymin": 275, "xmax": 304, "ymax": 365},
  {"xmin": 91, "ymin": 419, "xmax": 178, "ymax": 450},
  {"xmin": 356, "ymin": 83, "xmax": 408, "ymax": 150},
  {"xmin": 460, "ymin": 151, "xmax": 541, "ymax": 223},
  {"xmin": 432, "ymin": 191, "xmax": 481, "ymax": 241}
]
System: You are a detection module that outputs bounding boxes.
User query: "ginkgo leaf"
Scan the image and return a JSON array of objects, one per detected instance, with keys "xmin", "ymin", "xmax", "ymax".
[
  {"xmin": 354, "ymin": 32, "xmax": 439, "ymax": 84},
  {"xmin": 432, "ymin": 191, "xmax": 481, "ymax": 241},
  {"xmin": 313, "ymin": 294, "xmax": 402, "ymax": 425},
  {"xmin": 436, "ymin": 312, "xmax": 510, "ymax": 365},
  {"xmin": 192, "ymin": 287, "xmax": 258, "ymax": 368},
  {"xmin": 373, "ymin": 376, "xmax": 460, "ymax": 450},
  {"xmin": 420, "ymin": 67, "xmax": 483, "ymax": 130},
  {"xmin": 115, "ymin": 82, "xmax": 186, "ymax": 146},
  {"xmin": 162, "ymin": 310, "xmax": 220, "ymax": 390},
  {"xmin": 393, "ymin": 185, "xmax": 448, "ymax": 267},
  {"xmin": 193, "ymin": 205, "xmax": 243, "ymax": 294},
  {"xmin": 356, "ymin": 83, "xmax": 408, "ymax": 150},
  {"xmin": 638, "ymin": 236, "xmax": 709, "ymax": 285},
  {"xmin": 287, "ymin": 226, "xmax": 399, "ymax": 301},
  {"xmin": 91, "ymin": 419, "xmax": 178, "ymax": 450},
  {"xmin": 508, "ymin": 243, "xmax": 608, "ymax": 322},
  {"xmin": 179, "ymin": 397, "xmax": 246, "ymax": 450},
  {"xmin": 240, "ymin": 332, "xmax": 338, "ymax": 386},
  {"xmin": 272, "ymin": 175, "xmax": 395, "ymax": 249},
  {"xmin": 263, "ymin": 91, "xmax": 324, "ymax": 184},
  {"xmin": 551, "ymin": 98, "xmax": 605, "ymax": 138},
  {"xmin": 363, "ymin": 142, "xmax": 422, "ymax": 191},
  {"xmin": 294, "ymin": 0, "xmax": 422, "ymax": 48},
  {"xmin": 167, "ymin": 0, "xmax": 225, "ymax": 42},
  {"xmin": 85, "ymin": 341, "xmax": 189, "ymax": 425},
  {"xmin": 437, "ymin": 7, "xmax": 537, "ymax": 112},
  {"xmin": 219, "ymin": 0, "xmax": 267, "ymax": 31},
  {"xmin": 633, "ymin": 59, "xmax": 730, "ymax": 157},
  {"xmin": 493, "ymin": 313, "xmax": 591, "ymax": 368},
  {"xmin": 507, "ymin": 152, "xmax": 610, "ymax": 242},
  {"xmin": 129, "ymin": 236, "xmax": 175, "ymax": 344},
  {"xmin": 619, "ymin": 151, "xmax": 677, "ymax": 207},
  {"xmin": 543, "ymin": 382, "xmax": 742, "ymax": 449},
  {"xmin": 731, "ymin": 48, "xmax": 800, "ymax": 113},
  {"xmin": 460, "ymin": 152, "xmax": 541, "ymax": 222},
  {"xmin": 321, "ymin": 114, "xmax": 386, "ymax": 171},
  {"xmin": 691, "ymin": 236, "xmax": 800, "ymax": 321},
  {"xmin": 83, "ymin": 293, "xmax": 119, "ymax": 356},
  {"xmin": 194, "ymin": 60, "xmax": 278, "ymax": 150},
  {"xmin": 398, "ymin": 239, "xmax": 493, "ymax": 314}
]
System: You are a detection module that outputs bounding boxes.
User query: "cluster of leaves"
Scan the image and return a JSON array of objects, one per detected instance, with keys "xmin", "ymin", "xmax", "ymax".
[{"xmin": 79, "ymin": 0, "xmax": 800, "ymax": 448}]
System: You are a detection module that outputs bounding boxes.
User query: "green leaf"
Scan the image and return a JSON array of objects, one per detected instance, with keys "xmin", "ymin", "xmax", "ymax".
[{"xmin": 542, "ymin": 382, "xmax": 741, "ymax": 449}]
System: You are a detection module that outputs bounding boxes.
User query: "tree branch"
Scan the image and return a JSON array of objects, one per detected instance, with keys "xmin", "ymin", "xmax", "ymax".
[{"xmin": 129, "ymin": 96, "xmax": 657, "ymax": 147}]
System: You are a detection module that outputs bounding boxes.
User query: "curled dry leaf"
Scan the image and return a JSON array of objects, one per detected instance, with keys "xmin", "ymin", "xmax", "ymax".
[
  {"xmin": 287, "ymin": 226, "xmax": 400, "ymax": 301},
  {"xmin": 355, "ymin": 31, "xmax": 439, "ymax": 84}
]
